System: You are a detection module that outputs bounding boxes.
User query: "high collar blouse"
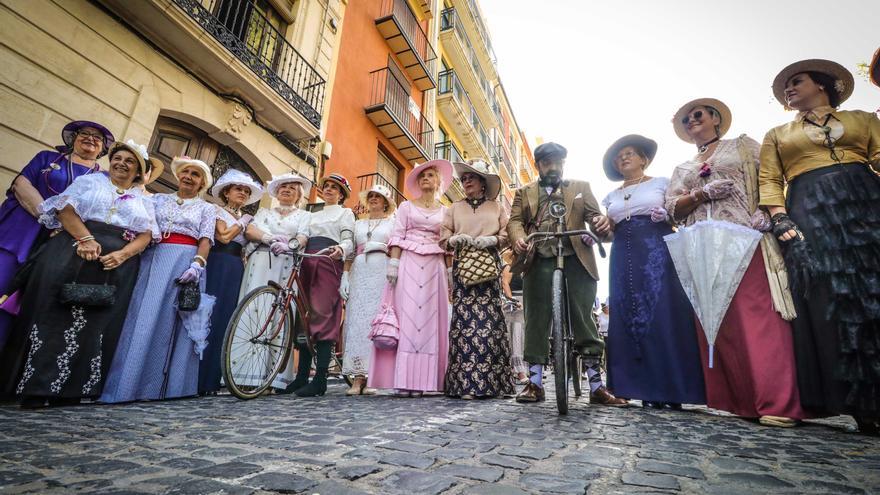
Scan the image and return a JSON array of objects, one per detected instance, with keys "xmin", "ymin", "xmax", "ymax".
[
  {"xmin": 440, "ymin": 199, "xmax": 509, "ymax": 251},
  {"xmin": 759, "ymin": 108, "xmax": 880, "ymax": 206},
  {"xmin": 38, "ymin": 173, "xmax": 159, "ymax": 240},
  {"xmin": 665, "ymin": 137, "xmax": 760, "ymax": 228},
  {"xmin": 307, "ymin": 204, "xmax": 356, "ymax": 257},
  {"xmin": 152, "ymin": 193, "xmax": 216, "ymax": 243},
  {"xmin": 251, "ymin": 205, "xmax": 310, "ymax": 242}
]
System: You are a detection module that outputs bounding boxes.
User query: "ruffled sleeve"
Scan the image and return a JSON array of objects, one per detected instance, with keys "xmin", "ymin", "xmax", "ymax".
[
  {"xmin": 37, "ymin": 173, "xmax": 97, "ymax": 229},
  {"xmin": 388, "ymin": 201, "xmax": 409, "ymax": 248}
]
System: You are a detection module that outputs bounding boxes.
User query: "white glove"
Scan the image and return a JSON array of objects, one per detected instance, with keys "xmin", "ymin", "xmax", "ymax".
[
  {"xmin": 387, "ymin": 258, "xmax": 400, "ymax": 285},
  {"xmin": 237, "ymin": 214, "xmax": 253, "ymax": 228},
  {"xmin": 447, "ymin": 266, "xmax": 454, "ymax": 288},
  {"xmin": 650, "ymin": 206, "xmax": 668, "ymax": 223},
  {"xmin": 750, "ymin": 210, "xmax": 771, "ymax": 232},
  {"xmin": 448, "ymin": 234, "xmax": 474, "ymax": 248},
  {"xmin": 270, "ymin": 241, "xmax": 289, "ymax": 256},
  {"xmin": 702, "ymin": 179, "xmax": 736, "ymax": 200},
  {"xmin": 472, "ymin": 236, "xmax": 498, "ymax": 249},
  {"xmin": 339, "ymin": 271, "xmax": 351, "ymax": 300},
  {"xmin": 178, "ymin": 262, "xmax": 204, "ymax": 284},
  {"xmin": 271, "ymin": 234, "xmax": 290, "ymax": 245}
]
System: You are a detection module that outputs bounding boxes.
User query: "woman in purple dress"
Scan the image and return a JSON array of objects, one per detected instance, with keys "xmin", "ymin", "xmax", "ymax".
[{"xmin": 0, "ymin": 120, "xmax": 114, "ymax": 351}]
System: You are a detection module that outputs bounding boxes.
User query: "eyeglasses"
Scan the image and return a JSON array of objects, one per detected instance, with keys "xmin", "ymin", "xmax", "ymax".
[
  {"xmin": 681, "ymin": 110, "xmax": 708, "ymax": 125},
  {"xmin": 76, "ymin": 131, "xmax": 104, "ymax": 142},
  {"xmin": 615, "ymin": 151, "xmax": 639, "ymax": 163},
  {"xmin": 460, "ymin": 174, "xmax": 480, "ymax": 183}
]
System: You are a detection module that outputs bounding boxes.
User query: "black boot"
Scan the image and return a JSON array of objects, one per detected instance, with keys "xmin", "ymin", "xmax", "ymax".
[
  {"xmin": 278, "ymin": 345, "xmax": 312, "ymax": 394},
  {"xmin": 296, "ymin": 341, "xmax": 330, "ymax": 397}
]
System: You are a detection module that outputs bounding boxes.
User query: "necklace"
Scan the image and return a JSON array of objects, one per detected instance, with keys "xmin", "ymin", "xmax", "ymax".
[
  {"xmin": 106, "ymin": 181, "xmax": 131, "ymax": 222},
  {"xmin": 223, "ymin": 205, "xmax": 242, "ymax": 218},
  {"xmin": 697, "ymin": 136, "xmax": 720, "ymax": 154},
  {"xmin": 366, "ymin": 217, "xmax": 385, "ymax": 240},
  {"xmin": 162, "ymin": 194, "xmax": 198, "ymax": 239},
  {"xmin": 622, "ymin": 176, "xmax": 648, "ymax": 221},
  {"xmin": 173, "ymin": 192, "xmax": 196, "ymax": 205},
  {"xmin": 466, "ymin": 196, "xmax": 486, "ymax": 212}
]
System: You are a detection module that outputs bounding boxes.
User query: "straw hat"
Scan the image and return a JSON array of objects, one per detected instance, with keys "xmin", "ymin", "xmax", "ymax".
[
  {"xmin": 405, "ymin": 159, "xmax": 454, "ymax": 199},
  {"xmin": 58, "ymin": 120, "xmax": 115, "ymax": 158},
  {"xmin": 869, "ymin": 48, "xmax": 880, "ymax": 88},
  {"xmin": 108, "ymin": 139, "xmax": 163, "ymax": 185},
  {"xmin": 358, "ymin": 183, "xmax": 397, "ymax": 214},
  {"xmin": 319, "ymin": 173, "xmax": 353, "ymax": 201},
  {"xmin": 267, "ymin": 173, "xmax": 312, "ymax": 198},
  {"xmin": 771, "ymin": 59, "xmax": 854, "ymax": 108},
  {"xmin": 210, "ymin": 169, "xmax": 264, "ymax": 205},
  {"xmin": 171, "ymin": 156, "xmax": 213, "ymax": 190},
  {"xmin": 602, "ymin": 134, "xmax": 658, "ymax": 182},
  {"xmin": 453, "ymin": 160, "xmax": 502, "ymax": 200},
  {"xmin": 671, "ymin": 98, "xmax": 732, "ymax": 144}
]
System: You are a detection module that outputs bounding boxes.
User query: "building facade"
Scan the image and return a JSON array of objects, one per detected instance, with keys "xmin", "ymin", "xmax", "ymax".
[{"xmin": 0, "ymin": 0, "xmax": 346, "ymax": 203}]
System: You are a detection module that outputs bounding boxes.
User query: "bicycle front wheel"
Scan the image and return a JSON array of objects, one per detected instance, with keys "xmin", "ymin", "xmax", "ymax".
[
  {"xmin": 551, "ymin": 269, "xmax": 569, "ymax": 415},
  {"xmin": 222, "ymin": 285, "xmax": 293, "ymax": 400}
]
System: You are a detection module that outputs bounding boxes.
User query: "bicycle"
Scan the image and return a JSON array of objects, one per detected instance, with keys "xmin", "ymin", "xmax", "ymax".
[
  {"xmin": 221, "ymin": 248, "xmax": 351, "ymax": 400},
  {"xmin": 525, "ymin": 201, "xmax": 607, "ymax": 415}
]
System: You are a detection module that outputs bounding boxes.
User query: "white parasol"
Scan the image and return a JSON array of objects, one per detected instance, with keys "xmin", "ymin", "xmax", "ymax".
[
  {"xmin": 664, "ymin": 216, "xmax": 761, "ymax": 368},
  {"xmin": 178, "ymin": 293, "xmax": 217, "ymax": 360}
]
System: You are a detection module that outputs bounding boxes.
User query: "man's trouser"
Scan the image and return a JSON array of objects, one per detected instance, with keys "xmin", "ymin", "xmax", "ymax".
[{"xmin": 522, "ymin": 255, "xmax": 602, "ymax": 365}]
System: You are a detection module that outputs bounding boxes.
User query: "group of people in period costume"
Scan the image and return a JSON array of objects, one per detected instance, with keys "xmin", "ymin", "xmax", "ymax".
[{"xmin": 0, "ymin": 53, "xmax": 877, "ymax": 437}]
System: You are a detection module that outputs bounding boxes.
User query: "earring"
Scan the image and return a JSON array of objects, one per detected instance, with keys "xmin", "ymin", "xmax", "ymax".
[{"xmin": 818, "ymin": 86, "xmax": 825, "ymax": 91}]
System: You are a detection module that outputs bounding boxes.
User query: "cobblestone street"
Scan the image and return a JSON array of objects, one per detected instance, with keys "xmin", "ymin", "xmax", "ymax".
[{"xmin": 1, "ymin": 380, "xmax": 878, "ymax": 495}]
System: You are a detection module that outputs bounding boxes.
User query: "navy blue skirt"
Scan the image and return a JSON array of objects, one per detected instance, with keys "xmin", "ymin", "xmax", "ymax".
[
  {"xmin": 199, "ymin": 242, "xmax": 244, "ymax": 393},
  {"xmin": 606, "ymin": 216, "xmax": 705, "ymax": 404}
]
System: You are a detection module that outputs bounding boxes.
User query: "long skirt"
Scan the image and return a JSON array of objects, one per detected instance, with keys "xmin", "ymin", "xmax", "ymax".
[
  {"xmin": 695, "ymin": 245, "xmax": 805, "ymax": 419},
  {"xmin": 232, "ymin": 247, "xmax": 297, "ymax": 389},
  {"xmin": 445, "ymin": 255, "xmax": 514, "ymax": 398},
  {"xmin": 0, "ymin": 249, "xmax": 19, "ymax": 351},
  {"xmin": 607, "ymin": 216, "xmax": 705, "ymax": 404},
  {"xmin": 784, "ymin": 163, "xmax": 880, "ymax": 418},
  {"xmin": 100, "ymin": 243, "xmax": 204, "ymax": 402},
  {"xmin": 198, "ymin": 242, "xmax": 244, "ymax": 393},
  {"xmin": 341, "ymin": 252, "xmax": 387, "ymax": 375},
  {"xmin": 0, "ymin": 222, "xmax": 139, "ymax": 399},
  {"xmin": 368, "ymin": 249, "xmax": 448, "ymax": 392},
  {"xmin": 299, "ymin": 238, "xmax": 344, "ymax": 343},
  {"xmin": 503, "ymin": 293, "xmax": 527, "ymax": 377}
]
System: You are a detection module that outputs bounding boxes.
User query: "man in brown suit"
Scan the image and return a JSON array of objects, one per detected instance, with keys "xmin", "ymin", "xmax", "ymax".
[{"xmin": 507, "ymin": 142, "xmax": 626, "ymax": 406}]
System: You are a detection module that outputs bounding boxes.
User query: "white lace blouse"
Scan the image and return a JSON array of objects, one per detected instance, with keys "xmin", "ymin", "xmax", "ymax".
[
  {"xmin": 152, "ymin": 193, "xmax": 216, "ymax": 243},
  {"xmin": 351, "ymin": 216, "xmax": 395, "ymax": 257},
  {"xmin": 602, "ymin": 177, "xmax": 669, "ymax": 224},
  {"xmin": 307, "ymin": 205, "xmax": 356, "ymax": 257},
  {"xmin": 39, "ymin": 173, "xmax": 159, "ymax": 240},
  {"xmin": 251, "ymin": 206, "xmax": 310, "ymax": 242},
  {"xmin": 216, "ymin": 206, "xmax": 247, "ymax": 245}
]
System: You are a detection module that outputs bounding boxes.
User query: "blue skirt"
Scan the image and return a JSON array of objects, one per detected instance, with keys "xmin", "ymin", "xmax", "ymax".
[
  {"xmin": 199, "ymin": 243, "xmax": 244, "ymax": 393},
  {"xmin": 606, "ymin": 216, "xmax": 705, "ymax": 404}
]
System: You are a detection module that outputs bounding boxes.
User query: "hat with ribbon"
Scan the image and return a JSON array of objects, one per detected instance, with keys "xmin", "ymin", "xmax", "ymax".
[
  {"xmin": 108, "ymin": 139, "xmax": 164, "ymax": 185},
  {"xmin": 211, "ymin": 169, "xmax": 264, "ymax": 205}
]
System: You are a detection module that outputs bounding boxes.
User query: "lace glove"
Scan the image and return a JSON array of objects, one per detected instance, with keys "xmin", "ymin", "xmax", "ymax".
[
  {"xmin": 750, "ymin": 210, "xmax": 772, "ymax": 232},
  {"xmin": 339, "ymin": 271, "xmax": 350, "ymax": 301},
  {"xmin": 448, "ymin": 234, "xmax": 474, "ymax": 248},
  {"xmin": 472, "ymin": 236, "xmax": 497, "ymax": 249},
  {"xmin": 270, "ymin": 241, "xmax": 289, "ymax": 256},
  {"xmin": 387, "ymin": 258, "xmax": 400, "ymax": 285},
  {"xmin": 580, "ymin": 234, "xmax": 596, "ymax": 247},
  {"xmin": 447, "ymin": 266, "xmax": 454, "ymax": 288},
  {"xmin": 178, "ymin": 262, "xmax": 204, "ymax": 284},
  {"xmin": 237, "ymin": 214, "xmax": 254, "ymax": 229},
  {"xmin": 650, "ymin": 206, "xmax": 668, "ymax": 223},
  {"xmin": 771, "ymin": 213, "xmax": 805, "ymax": 243},
  {"xmin": 701, "ymin": 179, "xmax": 736, "ymax": 200}
]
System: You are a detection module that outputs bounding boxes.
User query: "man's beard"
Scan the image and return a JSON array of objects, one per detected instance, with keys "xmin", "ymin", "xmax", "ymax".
[{"xmin": 538, "ymin": 172, "xmax": 561, "ymax": 188}]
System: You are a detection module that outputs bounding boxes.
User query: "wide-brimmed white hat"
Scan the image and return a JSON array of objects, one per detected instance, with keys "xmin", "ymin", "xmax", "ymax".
[
  {"xmin": 772, "ymin": 59, "xmax": 854, "ymax": 108},
  {"xmin": 210, "ymin": 169, "xmax": 264, "ymax": 205},
  {"xmin": 453, "ymin": 160, "xmax": 502, "ymax": 200},
  {"xmin": 108, "ymin": 139, "xmax": 163, "ymax": 185},
  {"xmin": 171, "ymin": 156, "xmax": 213, "ymax": 190},
  {"xmin": 671, "ymin": 98, "xmax": 732, "ymax": 144},
  {"xmin": 358, "ymin": 183, "xmax": 397, "ymax": 214},
  {"xmin": 267, "ymin": 173, "xmax": 312, "ymax": 198}
]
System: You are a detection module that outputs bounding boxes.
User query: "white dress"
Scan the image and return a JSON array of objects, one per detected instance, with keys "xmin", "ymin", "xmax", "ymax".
[
  {"xmin": 233, "ymin": 205, "xmax": 310, "ymax": 389},
  {"xmin": 341, "ymin": 216, "xmax": 394, "ymax": 375}
]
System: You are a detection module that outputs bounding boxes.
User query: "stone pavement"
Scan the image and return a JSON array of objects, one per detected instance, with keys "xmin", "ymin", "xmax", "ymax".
[{"xmin": 1, "ymin": 380, "xmax": 878, "ymax": 494}]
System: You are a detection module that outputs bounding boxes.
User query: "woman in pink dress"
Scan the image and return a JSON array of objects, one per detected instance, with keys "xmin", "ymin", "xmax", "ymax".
[{"xmin": 368, "ymin": 160, "xmax": 453, "ymax": 396}]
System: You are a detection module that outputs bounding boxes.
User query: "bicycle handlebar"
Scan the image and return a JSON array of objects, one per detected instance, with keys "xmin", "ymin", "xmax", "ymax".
[{"xmin": 526, "ymin": 230, "xmax": 607, "ymax": 258}]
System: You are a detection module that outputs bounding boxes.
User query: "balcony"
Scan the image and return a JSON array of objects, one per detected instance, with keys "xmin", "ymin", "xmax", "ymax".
[
  {"xmin": 100, "ymin": 0, "xmax": 325, "ymax": 138},
  {"xmin": 365, "ymin": 67, "xmax": 434, "ymax": 162},
  {"xmin": 439, "ymin": 8, "xmax": 497, "ymax": 129},
  {"xmin": 437, "ymin": 69, "xmax": 493, "ymax": 162},
  {"xmin": 376, "ymin": 0, "xmax": 438, "ymax": 91},
  {"xmin": 458, "ymin": 0, "xmax": 498, "ymax": 78},
  {"xmin": 435, "ymin": 141, "xmax": 465, "ymax": 163},
  {"xmin": 356, "ymin": 172, "xmax": 406, "ymax": 213}
]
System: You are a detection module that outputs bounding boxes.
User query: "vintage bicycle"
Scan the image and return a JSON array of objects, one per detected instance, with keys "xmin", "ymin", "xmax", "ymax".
[
  {"xmin": 525, "ymin": 200, "xmax": 607, "ymax": 415},
  {"xmin": 221, "ymin": 246, "xmax": 350, "ymax": 400}
]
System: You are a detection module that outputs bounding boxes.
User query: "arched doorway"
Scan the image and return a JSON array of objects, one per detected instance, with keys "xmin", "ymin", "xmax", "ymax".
[{"xmin": 147, "ymin": 116, "xmax": 262, "ymax": 213}]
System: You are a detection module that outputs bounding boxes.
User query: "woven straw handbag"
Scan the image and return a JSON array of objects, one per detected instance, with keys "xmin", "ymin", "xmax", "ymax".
[{"xmin": 457, "ymin": 245, "xmax": 499, "ymax": 287}]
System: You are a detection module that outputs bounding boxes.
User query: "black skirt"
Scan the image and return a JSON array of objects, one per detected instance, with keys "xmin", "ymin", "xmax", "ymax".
[
  {"xmin": 784, "ymin": 163, "xmax": 880, "ymax": 417},
  {"xmin": 0, "ymin": 221, "xmax": 141, "ymax": 399}
]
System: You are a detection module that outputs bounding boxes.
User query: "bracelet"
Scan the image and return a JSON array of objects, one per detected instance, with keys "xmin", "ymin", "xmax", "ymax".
[
  {"xmin": 72, "ymin": 235, "xmax": 95, "ymax": 247},
  {"xmin": 192, "ymin": 255, "xmax": 207, "ymax": 267}
]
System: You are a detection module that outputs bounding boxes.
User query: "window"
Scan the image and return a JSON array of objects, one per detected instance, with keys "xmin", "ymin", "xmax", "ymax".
[
  {"xmin": 215, "ymin": 0, "xmax": 289, "ymax": 70},
  {"xmin": 376, "ymin": 150, "xmax": 401, "ymax": 189}
]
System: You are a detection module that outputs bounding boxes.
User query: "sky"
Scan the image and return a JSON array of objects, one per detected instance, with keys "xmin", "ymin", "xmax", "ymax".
[{"xmin": 480, "ymin": 0, "xmax": 880, "ymax": 301}]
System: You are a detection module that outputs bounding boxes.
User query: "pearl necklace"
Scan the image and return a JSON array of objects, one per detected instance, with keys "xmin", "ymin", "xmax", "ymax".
[
  {"xmin": 162, "ymin": 194, "xmax": 198, "ymax": 239},
  {"xmin": 621, "ymin": 176, "xmax": 648, "ymax": 221}
]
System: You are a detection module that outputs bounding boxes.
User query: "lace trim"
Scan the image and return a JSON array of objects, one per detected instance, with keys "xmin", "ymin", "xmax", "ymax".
[
  {"xmin": 81, "ymin": 333, "xmax": 103, "ymax": 396},
  {"xmin": 16, "ymin": 325, "xmax": 43, "ymax": 394},
  {"xmin": 49, "ymin": 306, "xmax": 86, "ymax": 394}
]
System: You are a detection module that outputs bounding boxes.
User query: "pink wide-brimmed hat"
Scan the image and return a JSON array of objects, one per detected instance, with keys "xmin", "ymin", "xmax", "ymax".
[{"xmin": 404, "ymin": 159, "xmax": 453, "ymax": 199}]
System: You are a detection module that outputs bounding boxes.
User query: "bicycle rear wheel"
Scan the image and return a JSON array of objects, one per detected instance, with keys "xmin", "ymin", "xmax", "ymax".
[
  {"xmin": 222, "ymin": 285, "xmax": 292, "ymax": 400},
  {"xmin": 551, "ymin": 269, "xmax": 569, "ymax": 414}
]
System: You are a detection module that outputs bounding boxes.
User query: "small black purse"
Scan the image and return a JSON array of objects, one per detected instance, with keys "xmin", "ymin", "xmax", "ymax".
[
  {"xmin": 59, "ymin": 261, "xmax": 116, "ymax": 307},
  {"xmin": 176, "ymin": 280, "xmax": 201, "ymax": 311}
]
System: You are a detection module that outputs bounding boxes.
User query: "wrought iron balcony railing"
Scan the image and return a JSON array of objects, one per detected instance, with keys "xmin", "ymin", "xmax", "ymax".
[
  {"xmin": 356, "ymin": 172, "xmax": 406, "ymax": 210},
  {"xmin": 172, "ymin": 0, "xmax": 325, "ymax": 128},
  {"xmin": 376, "ymin": 0, "xmax": 437, "ymax": 90},
  {"xmin": 365, "ymin": 67, "xmax": 434, "ymax": 161},
  {"xmin": 435, "ymin": 140, "xmax": 465, "ymax": 163}
]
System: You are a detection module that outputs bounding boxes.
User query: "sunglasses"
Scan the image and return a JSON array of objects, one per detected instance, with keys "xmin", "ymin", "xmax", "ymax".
[{"xmin": 681, "ymin": 109, "xmax": 712, "ymax": 126}]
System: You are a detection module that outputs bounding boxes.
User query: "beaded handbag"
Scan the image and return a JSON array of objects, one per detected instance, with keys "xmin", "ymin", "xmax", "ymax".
[
  {"xmin": 176, "ymin": 281, "xmax": 201, "ymax": 312},
  {"xmin": 457, "ymin": 245, "xmax": 499, "ymax": 287},
  {"xmin": 60, "ymin": 262, "xmax": 116, "ymax": 307}
]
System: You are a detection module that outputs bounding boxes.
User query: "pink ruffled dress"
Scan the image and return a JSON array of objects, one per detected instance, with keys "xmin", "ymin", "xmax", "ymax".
[{"xmin": 368, "ymin": 201, "xmax": 449, "ymax": 392}]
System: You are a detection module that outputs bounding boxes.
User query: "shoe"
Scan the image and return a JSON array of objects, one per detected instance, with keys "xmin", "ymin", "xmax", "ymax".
[
  {"xmin": 590, "ymin": 387, "xmax": 628, "ymax": 407},
  {"xmin": 666, "ymin": 402, "xmax": 683, "ymax": 411},
  {"xmin": 460, "ymin": 394, "xmax": 475, "ymax": 400},
  {"xmin": 346, "ymin": 377, "xmax": 366, "ymax": 396},
  {"xmin": 642, "ymin": 401, "xmax": 663, "ymax": 409},
  {"xmin": 759, "ymin": 415, "xmax": 798, "ymax": 428},
  {"xmin": 394, "ymin": 390, "xmax": 412, "ymax": 397},
  {"xmin": 361, "ymin": 387, "xmax": 377, "ymax": 396},
  {"xmin": 515, "ymin": 383, "xmax": 545, "ymax": 403}
]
